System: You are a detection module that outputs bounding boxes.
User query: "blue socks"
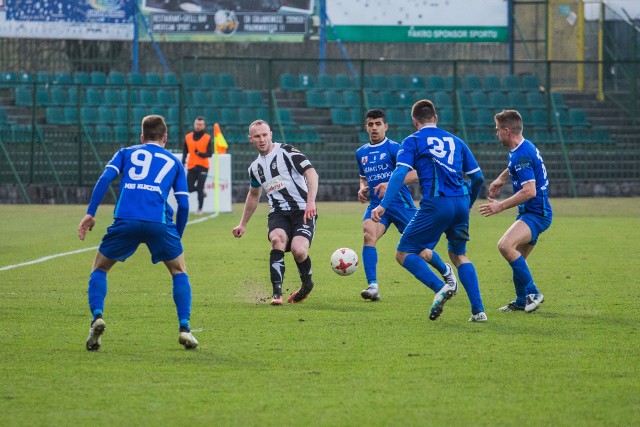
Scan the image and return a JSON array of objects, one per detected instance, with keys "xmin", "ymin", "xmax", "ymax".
[
  {"xmin": 172, "ymin": 273, "xmax": 192, "ymax": 331},
  {"xmin": 88, "ymin": 269, "xmax": 107, "ymax": 320},
  {"xmin": 457, "ymin": 262, "xmax": 484, "ymax": 315},
  {"xmin": 362, "ymin": 245, "xmax": 378, "ymax": 285},
  {"xmin": 427, "ymin": 250, "xmax": 447, "ymax": 275},
  {"xmin": 402, "ymin": 253, "xmax": 443, "ymax": 292},
  {"xmin": 510, "ymin": 256, "xmax": 533, "ymax": 306}
]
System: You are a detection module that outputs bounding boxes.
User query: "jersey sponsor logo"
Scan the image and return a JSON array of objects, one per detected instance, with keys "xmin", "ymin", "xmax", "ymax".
[
  {"xmin": 123, "ymin": 182, "xmax": 162, "ymax": 194},
  {"xmin": 361, "ymin": 156, "xmax": 368, "ymax": 165},
  {"xmin": 363, "ymin": 164, "xmax": 390, "ymax": 174},
  {"xmin": 263, "ymin": 176, "xmax": 286, "ymax": 194},
  {"xmin": 380, "ymin": 153, "xmax": 387, "ymax": 160}
]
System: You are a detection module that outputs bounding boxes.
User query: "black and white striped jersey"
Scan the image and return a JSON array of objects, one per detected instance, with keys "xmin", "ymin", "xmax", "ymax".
[{"xmin": 248, "ymin": 143, "xmax": 315, "ymax": 212}]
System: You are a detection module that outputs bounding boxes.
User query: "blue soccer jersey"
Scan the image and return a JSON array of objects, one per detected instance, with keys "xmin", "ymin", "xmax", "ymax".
[
  {"xmin": 106, "ymin": 143, "xmax": 188, "ymax": 224},
  {"xmin": 397, "ymin": 125, "xmax": 481, "ymax": 200},
  {"xmin": 356, "ymin": 137, "xmax": 414, "ymax": 208},
  {"xmin": 508, "ymin": 139, "xmax": 552, "ymax": 217}
]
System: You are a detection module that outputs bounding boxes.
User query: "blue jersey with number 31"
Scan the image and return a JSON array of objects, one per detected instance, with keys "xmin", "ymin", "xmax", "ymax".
[
  {"xmin": 397, "ymin": 125, "xmax": 481, "ymax": 201},
  {"xmin": 106, "ymin": 143, "xmax": 188, "ymax": 224}
]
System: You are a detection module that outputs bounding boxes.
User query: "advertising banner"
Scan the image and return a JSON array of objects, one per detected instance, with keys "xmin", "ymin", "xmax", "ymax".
[
  {"xmin": 327, "ymin": 0, "xmax": 508, "ymax": 43},
  {"xmin": 141, "ymin": 0, "xmax": 313, "ymax": 42},
  {"xmin": 0, "ymin": 0, "xmax": 134, "ymax": 40}
]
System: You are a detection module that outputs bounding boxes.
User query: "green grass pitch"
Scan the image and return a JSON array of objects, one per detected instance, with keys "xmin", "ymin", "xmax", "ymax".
[{"xmin": 0, "ymin": 199, "xmax": 639, "ymax": 426}]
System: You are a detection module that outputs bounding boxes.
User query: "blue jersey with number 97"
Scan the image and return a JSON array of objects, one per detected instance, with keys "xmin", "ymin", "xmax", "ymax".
[
  {"xmin": 106, "ymin": 143, "xmax": 188, "ymax": 224},
  {"xmin": 508, "ymin": 139, "xmax": 552, "ymax": 217},
  {"xmin": 397, "ymin": 125, "xmax": 481, "ymax": 201}
]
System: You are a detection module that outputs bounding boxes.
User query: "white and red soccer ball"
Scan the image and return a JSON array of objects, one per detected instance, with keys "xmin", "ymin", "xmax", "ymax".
[{"xmin": 330, "ymin": 248, "xmax": 359, "ymax": 276}]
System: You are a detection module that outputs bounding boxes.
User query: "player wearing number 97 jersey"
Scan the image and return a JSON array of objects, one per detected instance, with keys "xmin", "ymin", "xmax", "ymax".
[
  {"xmin": 371, "ymin": 99, "xmax": 486, "ymax": 322},
  {"xmin": 78, "ymin": 115, "xmax": 198, "ymax": 351}
]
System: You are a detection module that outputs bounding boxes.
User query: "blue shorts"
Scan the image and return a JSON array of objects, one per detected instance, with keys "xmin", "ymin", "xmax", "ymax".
[
  {"xmin": 364, "ymin": 203, "xmax": 417, "ymax": 234},
  {"xmin": 99, "ymin": 219, "xmax": 184, "ymax": 264},
  {"xmin": 517, "ymin": 212, "xmax": 552, "ymax": 245},
  {"xmin": 397, "ymin": 196, "xmax": 470, "ymax": 255}
]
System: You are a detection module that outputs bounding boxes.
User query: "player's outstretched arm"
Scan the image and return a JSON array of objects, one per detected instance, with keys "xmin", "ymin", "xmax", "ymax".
[
  {"xmin": 232, "ymin": 186, "xmax": 261, "ymax": 238},
  {"xmin": 489, "ymin": 168, "xmax": 509, "ymax": 198},
  {"xmin": 303, "ymin": 167, "xmax": 319, "ymax": 222},
  {"xmin": 78, "ymin": 214, "xmax": 95, "ymax": 241}
]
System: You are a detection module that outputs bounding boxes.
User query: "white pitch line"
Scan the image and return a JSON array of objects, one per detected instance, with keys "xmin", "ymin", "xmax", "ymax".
[{"xmin": 0, "ymin": 212, "xmax": 219, "ymax": 272}]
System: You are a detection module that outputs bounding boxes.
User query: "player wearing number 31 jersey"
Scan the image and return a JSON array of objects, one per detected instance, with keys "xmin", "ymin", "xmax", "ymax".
[
  {"xmin": 78, "ymin": 115, "xmax": 198, "ymax": 351},
  {"xmin": 371, "ymin": 99, "xmax": 486, "ymax": 322}
]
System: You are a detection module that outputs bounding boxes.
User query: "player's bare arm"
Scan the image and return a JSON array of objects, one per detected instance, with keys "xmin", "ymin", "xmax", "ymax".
[
  {"xmin": 303, "ymin": 168, "xmax": 319, "ymax": 222},
  {"xmin": 370, "ymin": 206, "xmax": 385, "ymax": 222},
  {"xmin": 358, "ymin": 177, "xmax": 369, "ymax": 203},
  {"xmin": 78, "ymin": 214, "xmax": 95, "ymax": 241},
  {"xmin": 232, "ymin": 186, "xmax": 261, "ymax": 237},
  {"xmin": 374, "ymin": 170, "xmax": 417, "ymax": 198},
  {"xmin": 488, "ymin": 168, "xmax": 509, "ymax": 198},
  {"xmin": 479, "ymin": 181, "xmax": 536, "ymax": 217}
]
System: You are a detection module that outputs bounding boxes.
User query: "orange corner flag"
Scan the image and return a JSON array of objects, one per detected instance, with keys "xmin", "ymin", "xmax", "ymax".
[{"xmin": 214, "ymin": 123, "xmax": 228, "ymax": 154}]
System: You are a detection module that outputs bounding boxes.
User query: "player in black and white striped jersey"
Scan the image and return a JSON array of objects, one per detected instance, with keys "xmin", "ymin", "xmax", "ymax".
[{"xmin": 232, "ymin": 120, "xmax": 319, "ymax": 306}]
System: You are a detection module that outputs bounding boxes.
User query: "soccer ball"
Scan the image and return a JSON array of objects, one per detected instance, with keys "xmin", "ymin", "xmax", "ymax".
[{"xmin": 331, "ymin": 248, "xmax": 359, "ymax": 276}]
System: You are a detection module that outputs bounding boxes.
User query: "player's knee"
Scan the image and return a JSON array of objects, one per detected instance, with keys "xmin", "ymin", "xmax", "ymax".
[
  {"xmin": 497, "ymin": 238, "xmax": 512, "ymax": 258},
  {"xmin": 290, "ymin": 245, "xmax": 308, "ymax": 262},
  {"xmin": 395, "ymin": 251, "xmax": 407, "ymax": 265}
]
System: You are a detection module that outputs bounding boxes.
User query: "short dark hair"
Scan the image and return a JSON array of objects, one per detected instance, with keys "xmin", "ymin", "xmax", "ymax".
[
  {"xmin": 365, "ymin": 109, "xmax": 386, "ymax": 122},
  {"xmin": 195, "ymin": 116, "xmax": 205, "ymax": 122},
  {"xmin": 411, "ymin": 99, "xmax": 437, "ymax": 123},
  {"xmin": 494, "ymin": 109, "xmax": 523, "ymax": 134},
  {"xmin": 142, "ymin": 115, "xmax": 167, "ymax": 141}
]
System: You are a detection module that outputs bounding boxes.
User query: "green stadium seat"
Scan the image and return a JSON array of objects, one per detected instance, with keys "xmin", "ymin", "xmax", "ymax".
[
  {"xmin": 334, "ymin": 74, "xmax": 352, "ymax": 89},
  {"xmin": 568, "ymin": 109, "xmax": 590, "ymax": 127},
  {"xmin": 331, "ymin": 108, "xmax": 358, "ymax": 126},
  {"xmin": 438, "ymin": 108, "xmax": 454, "ymax": 127},
  {"xmin": 73, "ymin": 72, "xmax": 90, "ymax": 85},
  {"xmin": 408, "ymin": 75, "xmax": 426, "ymax": 89},
  {"xmin": 367, "ymin": 74, "xmax": 388, "ymax": 90},
  {"xmin": 81, "ymin": 107, "xmax": 99, "ymax": 124},
  {"xmin": 66, "ymin": 86, "xmax": 78, "ymax": 105},
  {"xmin": 113, "ymin": 106, "xmax": 128, "ymax": 123},
  {"xmin": 529, "ymin": 109, "xmax": 549, "ymax": 127},
  {"xmin": 278, "ymin": 108, "xmax": 295, "ymax": 125},
  {"xmin": 591, "ymin": 128, "xmax": 613, "ymax": 144},
  {"xmin": 104, "ymin": 88, "xmax": 125, "ymax": 106},
  {"xmin": 95, "ymin": 124, "xmax": 113, "ymax": 143},
  {"xmin": 306, "ymin": 91, "xmax": 326, "ymax": 108},
  {"xmin": 317, "ymin": 74, "xmax": 334, "ymax": 89},
  {"xmin": 210, "ymin": 89, "xmax": 228, "ymax": 104},
  {"xmin": 113, "ymin": 124, "xmax": 128, "ymax": 141},
  {"xmin": 470, "ymin": 91, "xmax": 490, "ymax": 108},
  {"xmin": 396, "ymin": 91, "xmax": 413, "ymax": 107},
  {"xmin": 391, "ymin": 75, "xmax": 409, "ymax": 90},
  {"xmin": 227, "ymin": 91, "xmax": 245, "ymax": 106},
  {"xmin": 279, "ymin": 73, "xmax": 298, "ymax": 90},
  {"xmin": 298, "ymin": 73, "xmax": 315, "ymax": 90},
  {"xmin": 220, "ymin": 107, "xmax": 239, "ymax": 125},
  {"xmin": 200, "ymin": 73, "xmax": 217, "ymax": 88},
  {"xmin": 484, "ymin": 75, "xmax": 502, "ymax": 91},
  {"xmin": 471, "ymin": 109, "xmax": 495, "ymax": 127},
  {"xmin": 364, "ymin": 91, "xmax": 382, "ymax": 109},
  {"xmin": 15, "ymin": 87, "xmax": 33, "ymax": 106},
  {"xmin": 53, "ymin": 72, "xmax": 72, "ymax": 84},
  {"xmin": 521, "ymin": 74, "xmax": 541, "ymax": 91},
  {"xmin": 413, "ymin": 90, "xmax": 431, "ymax": 101},
  {"xmin": 434, "ymin": 91, "xmax": 453, "ymax": 108},
  {"xmin": 387, "ymin": 108, "xmax": 410, "ymax": 127},
  {"xmin": 163, "ymin": 72, "xmax": 178, "ymax": 85},
  {"xmin": 343, "ymin": 91, "xmax": 361, "ymax": 108},
  {"xmin": 427, "ymin": 75, "xmax": 445, "ymax": 90},
  {"xmin": 463, "ymin": 75, "xmax": 483, "ymax": 92},
  {"xmin": 138, "ymin": 88, "xmax": 157, "ymax": 105},
  {"xmin": 507, "ymin": 91, "xmax": 527, "ymax": 109},
  {"xmin": 90, "ymin": 71, "xmax": 107, "ymax": 85},
  {"xmin": 191, "ymin": 91, "xmax": 210, "ymax": 106},
  {"xmin": 18, "ymin": 71, "xmax": 33, "ymax": 82},
  {"xmin": 36, "ymin": 71, "xmax": 50, "ymax": 84},
  {"xmin": 85, "ymin": 87, "xmax": 104, "ymax": 106},
  {"xmin": 444, "ymin": 76, "xmax": 462, "ymax": 91},
  {"xmin": 218, "ymin": 73, "xmax": 237, "ymax": 88},
  {"xmin": 238, "ymin": 107, "xmax": 255, "ymax": 124},
  {"xmin": 157, "ymin": 90, "xmax": 175, "ymax": 106},
  {"xmin": 458, "ymin": 91, "xmax": 471, "ymax": 107},
  {"xmin": 132, "ymin": 107, "xmax": 147, "ymax": 123},
  {"xmin": 245, "ymin": 90, "xmax": 265, "ymax": 106},
  {"xmin": 0, "ymin": 71, "xmax": 17, "ymax": 86},
  {"xmin": 381, "ymin": 91, "xmax": 400, "ymax": 107},
  {"xmin": 166, "ymin": 107, "xmax": 180, "ymax": 125},
  {"xmin": 526, "ymin": 92, "xmax": 547, "ymax": 110},
  {"xmin": 108, "ymin": 71, "xmax": 126, "ymax": 85},
  {"xmin": 325, "ymin": 90, "xmax": 344, "ymax": 107},
  {"xmin": 255, "ymin": 107, "xmax": 269, "ymax": 120},
  {"xmin": 488, "ymin": 92, "xmax": 507, "ymax": 109},
  {"xmin": 551, "ymin": 92, "xmax": 566, "ymax": 108},
  {"xmin": 181, "ymin": 72, "xmax": 200, "ymax": 88},
  {"xmin": 98, "ymin": 106, "xmax": 114, "ymax": 124},
  {"xmin": 127, "ymin": 72, "xmax": 144, "ymax": 85},
  {"xmin": 460, "ymin": 109, "xmax": 476, "ymax": 127},
  {"xmin": 46, "ymin": 107, "xmax": 64, "ymax": 124},
  {"xmin": 49, "ymin": 87, "xmax": 68, "ymax": 106},
  {"xmin": 63, "ymin": 107, "xmax": 79, "ymax": 125},
  {"xmin": 144, "ymin": 72, "xmax": 162, "ymax": 85},
  {"xmin": 502, "ymin": 75, "xmax": 521, "ymax": 92}
]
